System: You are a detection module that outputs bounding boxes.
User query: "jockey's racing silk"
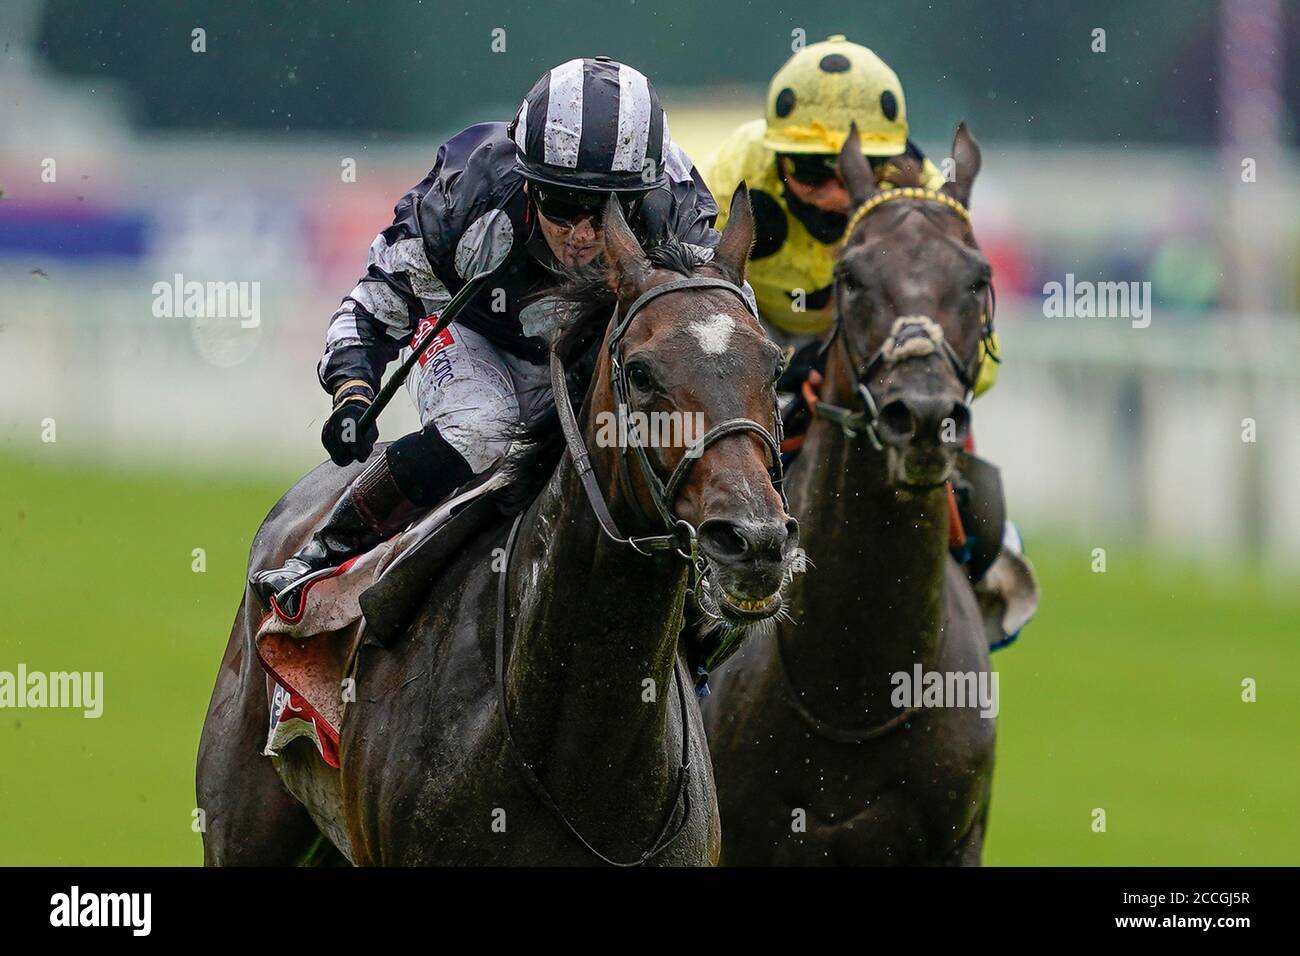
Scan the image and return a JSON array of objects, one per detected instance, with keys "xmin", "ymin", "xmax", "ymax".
[
  {"xmin": 318, "ymin": 122, "xmax": 722, "ymax": 395},
  {"xmin": 704, "ymin": 119, "xmax": 946, "ymax": 340}
]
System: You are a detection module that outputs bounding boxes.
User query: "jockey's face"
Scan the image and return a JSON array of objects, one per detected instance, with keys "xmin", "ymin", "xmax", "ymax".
[
  {"xmin": 780, "ymin": 155, "xmax": 854, "ymax": 215},
  {"xmin": 535, "ymin": 202, "xmax": 604, "ymax": 268},
  {"xmin": 529, "ymin": 183, "xmax": 647, "ymax": 270}
]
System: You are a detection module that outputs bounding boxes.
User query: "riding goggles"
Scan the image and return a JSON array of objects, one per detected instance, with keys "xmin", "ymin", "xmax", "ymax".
[
  {"xmin": 780, "ymin": 153, "xmax": 842, "ymax": 187},
  {"xmin": 532, "ymin": 186, "xmax": 646, "ymax": 229}
]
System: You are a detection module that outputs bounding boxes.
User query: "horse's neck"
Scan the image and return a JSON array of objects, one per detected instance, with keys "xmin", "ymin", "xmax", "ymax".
[
  {"xmin": 503, "ymin": 432, "xmax": 689, "ymax": 845},
  {"xmin": 783, "ymin": 379, "xmax": 949, "ymax": 725}
]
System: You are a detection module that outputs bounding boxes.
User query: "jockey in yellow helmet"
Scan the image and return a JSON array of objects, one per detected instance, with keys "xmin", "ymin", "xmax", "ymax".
[
  {"xmin": 705, "ymin": 35, "xmax": 999, "ymax": 396},
  {"xmin": 705, "ymin": 36, "xmax": 1029, "ymax": 647}
]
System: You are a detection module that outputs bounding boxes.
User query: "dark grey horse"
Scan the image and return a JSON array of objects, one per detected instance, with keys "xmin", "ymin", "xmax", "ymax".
[
  {"xmin": 197, "ymin": 193, "xmax": 800, "ymax": 865},
  {"xmin": 703, "ymin": 125, "xmax": 997, "ymax": 865}
]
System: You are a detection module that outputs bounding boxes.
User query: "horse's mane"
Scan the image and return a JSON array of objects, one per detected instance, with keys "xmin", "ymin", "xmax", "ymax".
[{"xmin": 494, "ymin": 236, "xmax": 708, "ymax": 513}]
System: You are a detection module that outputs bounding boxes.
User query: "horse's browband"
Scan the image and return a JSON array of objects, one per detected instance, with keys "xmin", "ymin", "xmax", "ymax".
[{"xmin": 843, "ymin": 186, "xmax": 971, "ymax": 239}]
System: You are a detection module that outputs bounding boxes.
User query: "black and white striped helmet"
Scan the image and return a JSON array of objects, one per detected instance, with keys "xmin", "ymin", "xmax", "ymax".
[{"xmin": 509, "ymin": 57, "xmax": 668, "ymax": 193}]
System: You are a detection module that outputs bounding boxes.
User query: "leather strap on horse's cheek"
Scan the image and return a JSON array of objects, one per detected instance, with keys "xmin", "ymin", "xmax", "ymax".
[{"xmin": 548, "ymin": 350, "xmax": 678, "ymax": 554}]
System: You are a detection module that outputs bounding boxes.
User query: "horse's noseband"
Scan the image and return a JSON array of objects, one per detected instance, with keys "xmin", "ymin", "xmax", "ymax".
[
  {"xmin": 552, "ymin": 274, "xmax": 786, "ymax": 561},
  {"xmin": 812, "ymin": 188, "xmax": 996, "ymax": 449}
]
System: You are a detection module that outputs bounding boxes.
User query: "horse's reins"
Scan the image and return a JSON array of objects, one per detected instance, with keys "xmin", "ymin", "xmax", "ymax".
[
  {"xmin": 778, "ymin": 187, "xmax": 987, "ymax": 744},
  {"xmin": 496, "ymin": 274, "xmax": 784, "ymax": 865}
]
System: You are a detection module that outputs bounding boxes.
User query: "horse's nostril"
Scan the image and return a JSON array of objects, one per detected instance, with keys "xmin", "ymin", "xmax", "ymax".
[
  {"xmin": 880, "ymin": 399, "xmax": 915, "ymax": 439},
  {"xmin": 880, "ymin": 394, "xmax": 969, "ymax": 446},
  {"xmin": 699, "ymin": 517, "xmax": 795, "ymax": 564},
  {"xmin": 698, "ymin": 519, "xmax": 749, "ymax": 560},
  {"xmin": 784, "ymin": 518, "xmax": 800, "ymax": 547}
]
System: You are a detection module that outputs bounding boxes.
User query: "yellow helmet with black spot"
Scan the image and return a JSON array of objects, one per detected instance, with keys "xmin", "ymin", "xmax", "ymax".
[{"xmin": 763, "ymin": 35, "xmax": 908, "ymax": 157}]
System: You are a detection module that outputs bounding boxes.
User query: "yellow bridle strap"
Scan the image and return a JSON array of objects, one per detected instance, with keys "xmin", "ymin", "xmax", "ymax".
[{"xmin": 843, "ymin": 186, "xmax": 971, "ymax": 239}]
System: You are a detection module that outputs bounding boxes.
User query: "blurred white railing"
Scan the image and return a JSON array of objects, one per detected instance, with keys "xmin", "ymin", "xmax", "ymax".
[
  {"xmin": 976, "ymin": 305, "xmax": 1300, "ymax": 561},
  {"xmin": 3, "ymin": 272, "xmax": 1298, "ymax": 561}
]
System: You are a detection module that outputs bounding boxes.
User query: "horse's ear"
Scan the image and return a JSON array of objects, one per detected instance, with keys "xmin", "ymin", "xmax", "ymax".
[
  {"xmin": 837, "ymin": 123, "xmax": 877, "ymax": 207},
  {"xmin": 942, "ymin": 121, "xmax": 981, "ymax": 209},
  {"xmin": 711, "ymin": 182, "xmax": 754, "ymax": 283},
  {"xmin": 603, "ymin": 193, "xmax": 652, "ymax": 299}
]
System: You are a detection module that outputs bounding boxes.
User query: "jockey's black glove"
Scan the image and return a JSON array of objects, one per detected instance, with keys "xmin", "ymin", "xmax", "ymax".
[{"xmin": 322, "ymin": 382, "xmax": 379, "ymax": 465}]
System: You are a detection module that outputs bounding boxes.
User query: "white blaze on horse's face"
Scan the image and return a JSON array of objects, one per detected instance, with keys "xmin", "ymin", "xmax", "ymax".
[{"xmin": 689, "ymin": 313, "xmax": 735, "ymax": 356}]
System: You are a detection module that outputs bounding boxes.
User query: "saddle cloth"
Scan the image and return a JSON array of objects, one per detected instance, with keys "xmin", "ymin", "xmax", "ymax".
[{"xmin": 259, "ymin": 469, "xmax": 507, "ymax": 767}]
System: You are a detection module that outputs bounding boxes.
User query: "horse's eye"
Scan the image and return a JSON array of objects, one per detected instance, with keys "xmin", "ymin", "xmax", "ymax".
[{"xmin": 626, "ymin": 362, "xmax": 655, "ymax": 392}]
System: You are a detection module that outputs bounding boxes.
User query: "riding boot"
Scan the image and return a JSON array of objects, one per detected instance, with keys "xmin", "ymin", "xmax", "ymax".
[
  {"xmin": 950, "ymin": 451, "xmax": 1039, "ymax": 650},
  {"xmin": 251, "ymin": 451, "xmax": 423, "ymax": 616},
  {"xmin": 949, "ymin": 454, "xmax": 1005, "ymax": 583},
  {"xmin": 972, "ymin": 520, "xmax": 1039, "ymax": 652}
]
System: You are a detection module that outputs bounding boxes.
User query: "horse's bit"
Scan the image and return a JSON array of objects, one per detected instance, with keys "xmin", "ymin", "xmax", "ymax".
[{"xmin": 495, "ymin": 274, "xmax": 784, "ymax": 865}]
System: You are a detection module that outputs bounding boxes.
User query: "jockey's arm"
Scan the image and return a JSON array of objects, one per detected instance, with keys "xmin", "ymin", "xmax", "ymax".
[{"xmin": 316, "ymin": 173, "xmax": 453, "ymax": 403}]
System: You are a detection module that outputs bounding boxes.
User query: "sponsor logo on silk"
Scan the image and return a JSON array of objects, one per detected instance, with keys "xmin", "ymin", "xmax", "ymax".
[{"xmin": 412, "ymin": 318, "xmax": 456, "ymax": 387}]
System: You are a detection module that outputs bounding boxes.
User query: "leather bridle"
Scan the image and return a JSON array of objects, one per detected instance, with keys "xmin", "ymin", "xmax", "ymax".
[
  {"xmin": 555, "ymin": 275, "xmax": 787, "ymax": 557},
  {"xmin": 777, "ymin": 187, "xmax": 992, "ymax": 744},
  {"xmin": 495, "ymin": 273, "xmax": 785, "ymax": 865},
  {"xmin": 808, "ymin": 188, "xmax": 998, "ymax": 450}
]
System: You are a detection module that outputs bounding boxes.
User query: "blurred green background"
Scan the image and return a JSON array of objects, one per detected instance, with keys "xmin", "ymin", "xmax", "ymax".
[{"xmin": 3, "ymin": 449, "xmax": 1296, "ymax": 865}]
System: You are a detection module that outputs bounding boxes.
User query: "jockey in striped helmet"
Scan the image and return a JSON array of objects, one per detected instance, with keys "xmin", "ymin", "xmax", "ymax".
[{"xmin": 253, "ymin": 57, "xmax": 728, "ymax": 614}]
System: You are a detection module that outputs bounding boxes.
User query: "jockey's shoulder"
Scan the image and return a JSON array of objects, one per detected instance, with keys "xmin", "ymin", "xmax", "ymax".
[
  {"xmin": 414, "ymin": 122, "xmax": 523, "ymax": 219},
  {"xmin": 704, "ymin": 119, "xmax": 781, "ymax": 227},
  {"xmin": 390, "ymin": 122, "xmax": 531, "ymax": 276}
]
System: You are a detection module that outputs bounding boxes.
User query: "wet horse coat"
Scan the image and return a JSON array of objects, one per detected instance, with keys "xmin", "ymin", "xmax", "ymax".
[
  {"xmin": 197, "ymin": 192, "xmax": 797, "ymax": 865},
  {"xmin": 702, "ymin": 124, "xmax": 998, "ymax": 865}
]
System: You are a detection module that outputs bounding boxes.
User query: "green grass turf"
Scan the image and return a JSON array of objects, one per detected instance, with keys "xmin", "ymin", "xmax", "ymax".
[{"xmin": 1, "ymin": 449, "xmax": 1296, "ymax": 865}]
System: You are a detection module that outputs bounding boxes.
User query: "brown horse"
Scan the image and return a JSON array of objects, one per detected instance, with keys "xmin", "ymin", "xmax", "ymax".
[
  {"xmin": 197, "ymin": 191, "xmax": 800, "ymax": 865},
  {"xmin": 702, "ymin": 124, "xmax": 997, "ymax": 865}
]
